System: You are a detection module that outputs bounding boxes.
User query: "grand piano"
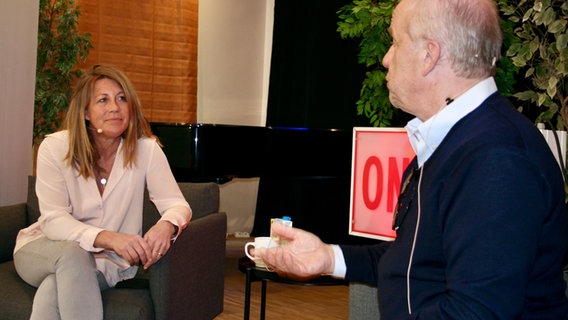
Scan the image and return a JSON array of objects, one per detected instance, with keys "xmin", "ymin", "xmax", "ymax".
[{"xmin": 150, "ymin": 123, "xmax": 378, "ymax": 245}]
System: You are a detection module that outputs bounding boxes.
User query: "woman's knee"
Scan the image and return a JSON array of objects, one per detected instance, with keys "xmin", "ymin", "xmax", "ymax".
[
  {"xmin": 14, "ymin": 238, "xmax": 96, "ymax": 286},
  {"xmin": 56, "ymin": 241, "xmax": 96, "ymax": 270}
]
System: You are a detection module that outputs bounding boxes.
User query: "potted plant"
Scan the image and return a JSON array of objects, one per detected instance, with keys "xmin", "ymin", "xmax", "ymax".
[
  {"xmin": 498, "ymin": 0, "xmax": 567, "ymax": 181},
  {"xmin": 34, "ymin": 0, "xmax": 91, "ymax": 147}
]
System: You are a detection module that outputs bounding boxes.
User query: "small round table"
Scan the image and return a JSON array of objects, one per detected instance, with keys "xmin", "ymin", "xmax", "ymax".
[{"xmin": 238, "ymin": 257, "xmax": 348, "ymax": 320}]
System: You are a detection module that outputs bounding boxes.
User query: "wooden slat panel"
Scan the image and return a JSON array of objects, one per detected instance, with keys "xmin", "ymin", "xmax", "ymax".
[{"xmin": 76, "ymin": 0, "xmax": 197, "ymax": 124}]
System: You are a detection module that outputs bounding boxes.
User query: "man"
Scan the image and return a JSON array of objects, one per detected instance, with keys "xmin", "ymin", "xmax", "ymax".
[{"xmin": 255, "ymin": 0, "xmax": 568, "ymax": 318}]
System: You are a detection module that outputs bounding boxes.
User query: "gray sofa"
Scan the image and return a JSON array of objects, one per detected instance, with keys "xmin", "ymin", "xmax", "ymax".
[
  {"xmin": 0, "ymin": 176, "xmax": 227, "ymax": 320},
  {"xmin": 349, "ymin": 282, "xmax": 380, "ymax": 319}
]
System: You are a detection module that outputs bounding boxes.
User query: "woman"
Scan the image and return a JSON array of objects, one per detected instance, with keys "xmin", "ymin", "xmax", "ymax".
[{"xmin": 13, "ymin": 64, "xmax": 191, "ymax": 320}]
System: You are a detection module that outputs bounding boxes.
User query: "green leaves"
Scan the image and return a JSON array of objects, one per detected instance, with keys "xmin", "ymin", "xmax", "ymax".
[
  {"xmin": 34, "ymin": 0, "xmax": 92, "ymax": 145},
  {"xmin": 499, "ymin": 0, "xmax": 568, "ymax": 190},
  {"xmin": 498, "ymin": 0, "xmax": 567, "ymax": 132},
  {"xmin": 337, "ymin": 0, "xmax": 397, "ymax": 127}
]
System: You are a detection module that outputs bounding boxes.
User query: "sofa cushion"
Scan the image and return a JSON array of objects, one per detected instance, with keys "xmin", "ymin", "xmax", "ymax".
[
  {"xmin": 0, "ymin": 203, "xmax": 27, "ymax": 263},
  {"xmin": 178, "ymin": 182, "xmax": 219, "ymax": 220},
  {"xmin": 142, "ymin": 182, "xmax": 220, "ymax": 233},
  {"xmin": 349, "ymin": 282, "xmax": 380, "ymax": 319},
  {"xmin": 25, "ymin": 175, "xmax": 41, "ymax": 225},
  {"xmin": 0, "ymin": 262, "xmax": 35, "ymax": 319},
  {"xmin": 102, "ymin": 288, "xmax": 154, "ymax": 320}
]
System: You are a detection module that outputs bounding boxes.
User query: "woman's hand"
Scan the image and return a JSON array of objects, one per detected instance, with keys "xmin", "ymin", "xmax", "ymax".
[
  {"xmin": 95, "ymin": 231, "xmax": 154, "ymax": 267},
  {"xmin": 142, "ymin": 220, "xmax": 176, "ymax": 269}
]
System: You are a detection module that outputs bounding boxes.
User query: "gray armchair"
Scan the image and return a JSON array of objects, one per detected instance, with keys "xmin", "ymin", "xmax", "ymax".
[{"xmin": 0, "ymin": 176, "xmax": 227, "ymax": 320}]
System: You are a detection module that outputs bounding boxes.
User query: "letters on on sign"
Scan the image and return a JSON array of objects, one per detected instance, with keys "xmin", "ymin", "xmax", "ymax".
[{"xmin": 349, "ymin": 128, "xmax": 415, "ymax": 241}]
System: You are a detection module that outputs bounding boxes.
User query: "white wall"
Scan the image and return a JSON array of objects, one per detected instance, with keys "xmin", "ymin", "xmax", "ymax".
[
  {"xmin": 0, "ymin": 0, "xmax": 38, "ymax": 206},
  {"xmin": 197, "ymin": 0, "xmax": 273, "ymax": 126},
  {"xmin": 198, "ymin": 0, "xmax": 275, "ymax": 234}
]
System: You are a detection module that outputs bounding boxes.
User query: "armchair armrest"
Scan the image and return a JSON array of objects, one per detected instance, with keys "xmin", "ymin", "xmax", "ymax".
[
  {"xmin": 0, "ymin": 203, "xmax": 27, "ymax": 263},
  {"xmin": 148, "ymin": 212, "xmax": 227, "ymax": 320}
]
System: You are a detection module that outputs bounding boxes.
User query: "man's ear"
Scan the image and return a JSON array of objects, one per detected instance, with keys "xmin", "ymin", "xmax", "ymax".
[{"xmin": 423, "ymin": 40, "xmax": 441, "ymax": 75}]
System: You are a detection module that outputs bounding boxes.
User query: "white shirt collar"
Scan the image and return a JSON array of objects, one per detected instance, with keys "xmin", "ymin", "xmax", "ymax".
[{"xmin": 405, "ymin": 77, "xmax": 498, "ymax": 167}]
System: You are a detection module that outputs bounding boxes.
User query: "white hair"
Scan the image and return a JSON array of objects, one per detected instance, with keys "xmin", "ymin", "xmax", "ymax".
[{"xmin": 404, "ymin": 0, "xmax": 502, "ymax": 78}]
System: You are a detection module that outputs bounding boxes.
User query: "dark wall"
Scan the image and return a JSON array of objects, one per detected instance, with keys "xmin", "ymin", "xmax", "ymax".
[{"xmin": 266, "ymin": 0, "xmax": 369, "ymax": 130}]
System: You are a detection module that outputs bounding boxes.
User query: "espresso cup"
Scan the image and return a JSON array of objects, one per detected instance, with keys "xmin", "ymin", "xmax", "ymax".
[{"xmin": 244, "ymin": 236, "xmax": 277, "ymax": 268}]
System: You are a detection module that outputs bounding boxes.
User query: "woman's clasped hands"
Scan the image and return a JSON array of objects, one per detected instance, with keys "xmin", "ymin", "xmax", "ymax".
[{"xmin": 95, "ymin": 220, "xmax": 176, "ymax": 269}]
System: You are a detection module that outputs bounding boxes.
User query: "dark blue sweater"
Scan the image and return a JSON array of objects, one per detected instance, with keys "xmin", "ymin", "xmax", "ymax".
[{"xmin": 341, "ymin": 93, "xmax": 568, "ymax": 319}]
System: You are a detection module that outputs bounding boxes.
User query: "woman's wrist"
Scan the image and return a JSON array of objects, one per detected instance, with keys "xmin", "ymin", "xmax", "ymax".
[{"xmin": 159, "ymin": 220, "xmax": 179, "ymax": 238}]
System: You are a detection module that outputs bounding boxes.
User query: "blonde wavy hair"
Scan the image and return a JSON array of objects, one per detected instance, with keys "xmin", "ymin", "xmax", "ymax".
[{"xmin": 63, "ymin": 64, "xmax": 156, "ymax": 179}]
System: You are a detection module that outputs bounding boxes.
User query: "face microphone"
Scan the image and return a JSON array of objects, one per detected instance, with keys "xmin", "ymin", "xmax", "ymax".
[{"xmin": 89, "ymin": 126, "xmax": 103, "ymax": 134}]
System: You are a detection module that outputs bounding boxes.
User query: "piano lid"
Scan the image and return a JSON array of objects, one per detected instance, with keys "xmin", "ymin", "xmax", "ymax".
[{"xmin": 150, "ymin": 123, "xmax": 353, "ymax": 183}]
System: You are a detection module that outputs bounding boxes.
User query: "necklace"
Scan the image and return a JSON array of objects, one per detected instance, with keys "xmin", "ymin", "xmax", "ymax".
[{"xmin": 96, "ymin": 146, "xmax": 117, "ymax": 188}]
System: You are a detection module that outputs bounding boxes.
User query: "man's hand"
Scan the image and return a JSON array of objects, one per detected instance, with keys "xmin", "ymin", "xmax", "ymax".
[{"xmin": 255, "ymin": 222, "xmax": 335, "ymax": 280}]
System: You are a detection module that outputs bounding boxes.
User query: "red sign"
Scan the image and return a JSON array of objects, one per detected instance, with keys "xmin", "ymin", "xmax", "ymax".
[{"xmin": 349, "ymin": 128, "xmax": 415, "ymax": 241}]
